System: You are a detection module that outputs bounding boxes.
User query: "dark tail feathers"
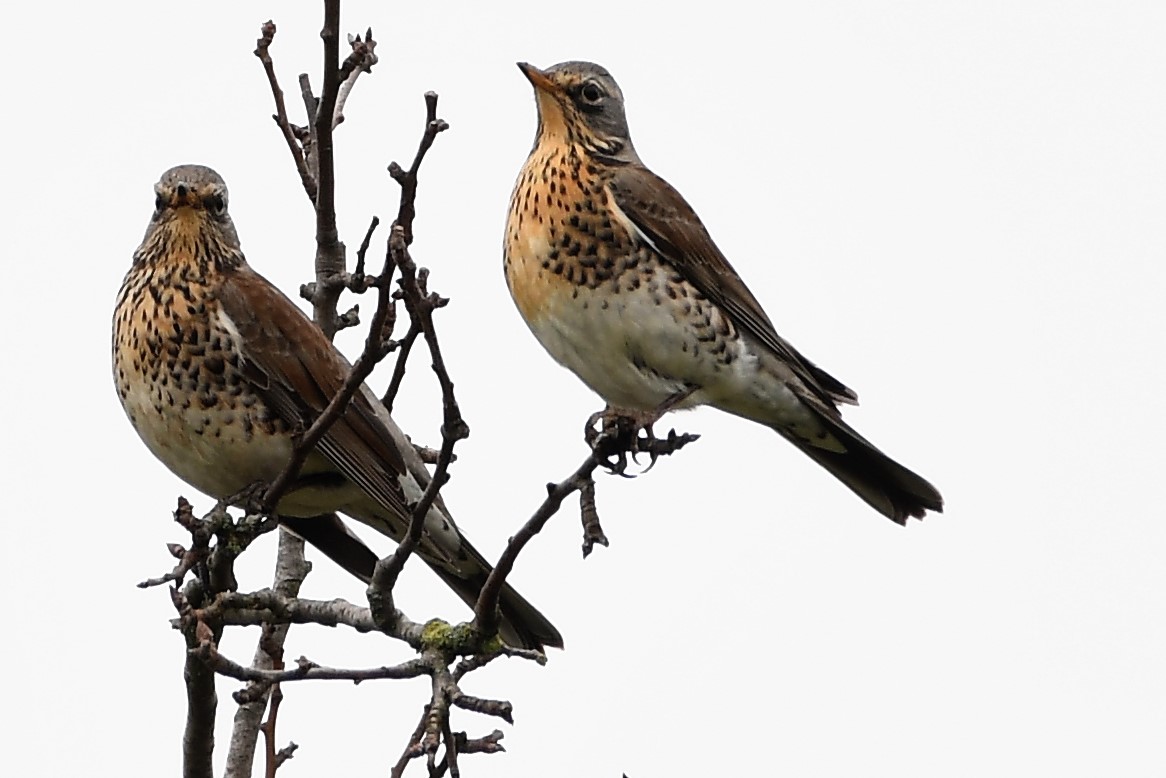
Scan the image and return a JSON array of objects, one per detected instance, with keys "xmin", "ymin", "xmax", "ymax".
[
  {"xmin": 281, "ymin": 514, "xmax": 563, "ymax": 650},
  {"xmin": 777, "ymin": 414, "xmax": 943, "ymax": 524}
]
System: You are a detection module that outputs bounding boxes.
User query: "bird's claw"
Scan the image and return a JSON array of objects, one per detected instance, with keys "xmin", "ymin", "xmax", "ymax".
[{"xmin": 585, "ymin": 409, "xmax": 666, "ymax": 477}]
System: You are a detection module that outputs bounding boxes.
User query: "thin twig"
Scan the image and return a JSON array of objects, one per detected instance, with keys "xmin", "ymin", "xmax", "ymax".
[
  {"xmin": 459, "ymin": 730, "xmax": 505, "ymax": 755},
  {"xmin": 274, "ymin": 743, "xmax": 299, "ymax": 772},
  {"xmin": 333, "ymin": 29, "xmax": 378, "ymax": 129},
  {"xmin": 258, "ymin": 235, "xmax": 399, "ymax": 514},
  {"xmin": 224, "ymin": 529, "xmax": 311, "ymax": 777},
  {"xmin": 354, "ymin": 214, "xmax": 380, "ymax": 278},
  {"xmin": 298, "ymin": 73, "xmax": 319, "ymax": 185},
  {"xmin": 388, "ymin": 91, "xmax": 449, "ymax": 245},
  {"xmin": 259, "ymin": 673, "xmax": 284, "ymax": 778},
  {"xmin": 369, "ymin": 229, "xmax": 464, "ymax": 595},
  {"xmin": 138, "ymin": 498, "xmax": 208, "ymax": 588},
  {"xmin": 254, "ymin": 20, "xmax": 316, "ymax": 202},
  {"xmin": 579, "ymin": 475, "xmax": 608, "ymax": 558},
  {"xmin": 451, "ymin": 692, "xmax": 513, "ymax": 724},
  {"xmin": 200, "ymin": 646, "xmax": 430, "ymax": 686},
  {"xmin": 382, "ymin": 320, "xmax": 421, "ymax": 411},
  {"xmin": 475, "ymin": 424, "xmax": 699, "ymax": 636},
  {"xmin": 441, "ymin": 714, "xmax": 460, "ymax": 778},
  {"xmin": 474, "ymin": 456, "xmax": 602, "ymax": 637},
  {"xmin": 391, "ymin": 706, "xmax": 432, "ymax": 778},
  {"xmin": 369, "ymin": 98, "xmax": 460, "ymax": 604},
  {"xmin": 411, "ymin": 442, "xmax": 444, "ymax": 464}
]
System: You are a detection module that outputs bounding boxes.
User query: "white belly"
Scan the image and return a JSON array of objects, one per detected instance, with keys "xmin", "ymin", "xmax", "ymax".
[
  {"xmin": 119, "ymin": 378, "xmax": 290, "ymax": 497},
  {"xmin": 527, "ymin": 265, "xmax": 763, "ymax": 412}
]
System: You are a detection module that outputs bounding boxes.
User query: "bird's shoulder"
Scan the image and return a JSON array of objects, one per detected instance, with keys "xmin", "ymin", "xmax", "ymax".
[
  {"xmin": 214, "ymin": 265, "xmax": 410, "ymax": 476},
  {"xmin": 605, "ymin": 163, "xmax": 859, "ymax": 409}
]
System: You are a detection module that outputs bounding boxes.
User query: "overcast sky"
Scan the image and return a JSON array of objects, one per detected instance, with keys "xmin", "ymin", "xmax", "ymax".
[{"xmin": 3, "ymin": 1, "xmax": 1164, "ymax": 776}]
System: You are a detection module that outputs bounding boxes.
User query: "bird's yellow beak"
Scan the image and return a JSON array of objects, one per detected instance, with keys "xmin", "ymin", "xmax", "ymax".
[{"xmin": 517, "ymin": 62, "xmax": 560, "ymax": 95}]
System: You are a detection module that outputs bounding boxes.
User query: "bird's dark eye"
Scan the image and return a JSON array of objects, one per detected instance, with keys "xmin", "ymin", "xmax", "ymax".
[
  {"xmin": 581, "ymin": 82, "xmax": 604, "ymax": 104},
  {"xmin": 207, "ymin": 194, "xmax": 227, "ymax": 216}
]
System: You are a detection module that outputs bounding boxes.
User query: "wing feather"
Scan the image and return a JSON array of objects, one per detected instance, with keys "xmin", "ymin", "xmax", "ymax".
[{"xmin": 607, "ymin": 165, "xmax": 859, "ymax": 410}]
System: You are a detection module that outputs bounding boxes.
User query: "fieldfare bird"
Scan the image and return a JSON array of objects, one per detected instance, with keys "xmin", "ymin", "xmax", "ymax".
[
  {"xmin": 505, "ymin": 62, "xmax": 943, "ymax": 523},
  {"xmin": 114, "ymin": 164, "xmax": 562, "ymax": 650}
]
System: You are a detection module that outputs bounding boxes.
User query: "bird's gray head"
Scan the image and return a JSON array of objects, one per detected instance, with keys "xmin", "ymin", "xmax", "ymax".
[
  {"xmin": 144, "ymin": 164, "xmax": 239, "ymax": 249},
  {"xmin": 133, "ymin": 164, "xmax": 243, "ymax": 273},
  {"xmin": 518, "ymin": 61, "xmax": 637, "ymax": 161}
]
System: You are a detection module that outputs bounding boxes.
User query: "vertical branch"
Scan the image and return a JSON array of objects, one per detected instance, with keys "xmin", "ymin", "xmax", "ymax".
[
  {"xmin": 232, "ymin": 3, "xmax": 354, "ymax": 771},
  {"xmin": 312, "ymin": 0, "xmax": 346, "ymax": 337},
  {"xmin": 224, "ymin": 529, "xmax": 311, "ymax": 777},
  {"xmin": 183, "ymin": 642, "xmax": 218, "ymax": 778},
  {"xmin": 180, "ymin": 583, "xmax": 222, "ymax": 778}
]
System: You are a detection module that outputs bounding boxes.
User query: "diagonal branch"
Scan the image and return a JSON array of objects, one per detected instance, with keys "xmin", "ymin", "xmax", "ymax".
[
  {"xmin": 381, "ymin": 320, "xmax": 421, "ymax": 411},
  {"xmin": 258, "ymin": 235, "xmax": 399, "ymax": 515},
  {"xmin": 224, "ymin": 528, "xmax": 311, "ymax": 778},
  {"xmin": 310, "ymin": 0, "xmax": 346, "ymax": 338},
  {"xmin": 369, "ymin": 95, "xmax": 460, "ymax": 601},
  {"xmin": 473, "ymin": 456, "xmax": 602, "ymax": 637},
  {"xmin": 474, "ymin": 426, "xmax": 700, "ymax": 637}
]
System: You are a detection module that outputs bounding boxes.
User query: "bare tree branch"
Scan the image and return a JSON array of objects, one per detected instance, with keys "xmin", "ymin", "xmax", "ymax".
[
  {"xmin": 353, "ymin": 214, "xmax": 381, "ymax": 279},
  {"xmin": 197, "ymin": 588, "xmax": 375, "ymax": 631},
  {"xmin": 474, "ymin": 457, "xmax": 601, "ymax": 638},
  {"xmin": 259, "ymin": 667, "xmax": 287, "ymax": 778},
  {"xmin": 475, "ymin": 427, "xmax": 700, "ymax": 637},
  {"xmin": 382, "ymin": 320, "xmax": 421, "ymax": 411},
  {"xmin": 202, "ymin": 647, "xmax": 430, "ymax": 687},
  {"xmin": 579, "ymin": 475, "xmax": 608, "ymax": 558},
  {"xmin": 391, "ymin": 708, "xmax": 431, "ymax": 778},
  {"xmin": 368, "ymin": 95, "xmax": 461, "ymax": 625},
  {"xmin": 388, "ymin": 91, "xmax": 449, "ymax": 245},
  {"xmin": 309, "ymin": 0, "xmax": 346, "ymax": 339},
  {"xmin": 334, "ymin": 29, "xmax": 378, "ymax": 128},
  {"xmin": 224, "ymin": 529, "xmax": 311, "ymax": 778},
  {"xmin": 254, "ymin": 20, "xmax": 316, "ymax": 202},
  {"xmin": 176, "ymin": 584, "xmax": 220, "ymax": 778},
  {"xmin": 297, "ymin": 73, "xmax": 319, "ymax": 185}
]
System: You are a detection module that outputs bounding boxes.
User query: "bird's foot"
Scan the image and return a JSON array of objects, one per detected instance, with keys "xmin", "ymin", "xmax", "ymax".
[
  {"xmin": 585, "ymin": 400, "xmax": 700, "ymax": 476},
  {"xmin": 226, "ymin": 480, "xmax": 271, "ymax": 515},
  {"xmin": 585, "ymin": 407, "xmax": 653, "ymax": 476}
]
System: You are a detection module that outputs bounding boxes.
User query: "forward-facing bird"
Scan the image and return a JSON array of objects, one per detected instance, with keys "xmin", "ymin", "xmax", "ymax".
[
  {"xmin": 505, "ymin": 62, "xmax": 942, "ymax": 523},
  {"xmin": 114, "ymin": 164, "xmax": 561, "ymax": 650}
]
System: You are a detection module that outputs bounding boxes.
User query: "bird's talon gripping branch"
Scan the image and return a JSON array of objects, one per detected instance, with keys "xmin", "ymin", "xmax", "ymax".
[{"xmin": 584, "ymin": 408, "xmax": 669, "ymax": 476}]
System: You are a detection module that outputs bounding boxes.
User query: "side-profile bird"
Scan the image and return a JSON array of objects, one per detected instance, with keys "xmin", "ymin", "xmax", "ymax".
[
  {"xmin": 114, "ymin": 164, "xmax": 562, "ymax": 650},
  {"xmin": 505, "ymin": 61, "xmax": 942, "ymax": 523}
]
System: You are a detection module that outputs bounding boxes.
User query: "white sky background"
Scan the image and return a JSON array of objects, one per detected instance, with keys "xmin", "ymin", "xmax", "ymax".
[{"xmin": 2, "ymin": 1, "xmax": 1164, "ymax": 775}]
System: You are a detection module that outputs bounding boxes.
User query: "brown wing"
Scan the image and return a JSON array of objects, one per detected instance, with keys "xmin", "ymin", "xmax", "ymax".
[
  {"xmin": 216, "ymin": 268, "xmax": 566, "ymax": 650},
  {"xmin": 212, "ymin": 267, "xmax": 468, "ymax": 561},
  {"xmin": 607, "ymin": 164, "xmax": 859, "ymax": 410}
]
